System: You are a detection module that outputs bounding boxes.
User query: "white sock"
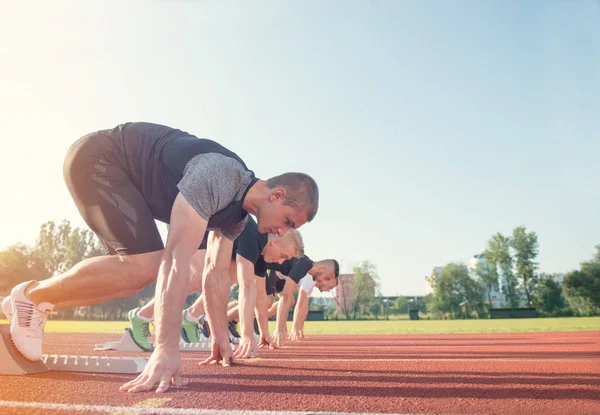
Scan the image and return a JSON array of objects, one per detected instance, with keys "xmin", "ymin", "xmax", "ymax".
[
  {"xmin": 136, "ymin": 310, "xmax": 153, "ymax": 322},
  {"xmin": 185, "ymin": 309, "xmax": 199, "ymax": 322}
]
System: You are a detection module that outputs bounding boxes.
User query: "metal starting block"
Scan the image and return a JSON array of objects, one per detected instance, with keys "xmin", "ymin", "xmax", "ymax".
[
  {"xmin": 41, "ymin": 354, "xmax": 146, "ymax": 374},
  {"xmin": 94, "ymin": 328, "xmax": 152, "ymax": 352},
  {"xmin": 0, "ymin": 325, "xmax": 146, "ymax": 376},
  {"xmin": 179, "ymin": 339, "xmax": 212, "ymax": 351},
  {"xmin": 179, "ymin": 332, "xmax": 241, "ymax": 352},
  {"xmin": 0, "ymin": 325, "xmax": 50, "ymax": 375},
  {"xmin": 179, "ymin": 329, "xmax": 213, "ymax": 352},
  {"xmin": 93, "ymin": 327, "xmax": 240, "ymax": 353}
]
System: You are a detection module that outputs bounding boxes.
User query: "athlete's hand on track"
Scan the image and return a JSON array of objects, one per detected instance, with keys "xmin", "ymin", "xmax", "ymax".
[
  {"xmin": 233, "ymin": 334, "xmax": 258, "ymax": 358},
  {"xmin": 272, "ymin": 328, "xmax": 286, "ymax": 348},
  {"xmin": 288, "ymin": 327, "xmax": 304, "ymax": 341},
  {"xmin": 257, "ymin": 333, "xmax": 276, "ymax": 349},
  {"xmin": 120, "ymin": 346, "xmax": 187, "ymax": 393},
  {"xmin": 200, "ymin": 335, "xmax": 233, "ymax": 367}
]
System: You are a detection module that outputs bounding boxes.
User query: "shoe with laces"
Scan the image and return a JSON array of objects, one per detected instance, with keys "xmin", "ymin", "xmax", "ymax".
[
  {"xmin": 181, "ymin": 311, "xmax": 201, "ymax": 343},
  {"xmin": 1, "ymin": 295, "xmax": 13, "ymax": 321},
  {"xmin": 228, "ymin": 320, "xmax": 241, "ymax": 344},
  {"xmin": 198, "ymin": 313, "xmax": 211, "ymax": 338},
  {"xmin": 127, "ymin": 307, "xmax": 153, "ymax": 351},
  {"xmin": 9, "ymin": 281, "xmax": 55, "ymax": 361},
  {"xmin": 228, "ymin": 320, "xmax": 241, "ymax": 338}
]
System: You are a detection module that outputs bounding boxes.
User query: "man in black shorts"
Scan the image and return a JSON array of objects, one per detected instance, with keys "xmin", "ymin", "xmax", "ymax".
[{"xmin": 4, "ymin": 122, "xmax": 318, "ymax": 393}]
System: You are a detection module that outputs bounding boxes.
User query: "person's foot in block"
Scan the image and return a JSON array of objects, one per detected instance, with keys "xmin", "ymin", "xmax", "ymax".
[
  {"xmin": 197, "ymin": 313, "xmax": 211, "ymax": 339},
  {"xmin": 2, "ymin": 295, "xmax": 13, "ymax": 321},
  {"xmin": 228, "ymin": 320, "xmax": 241, "ymax": 344},
  {"xmin": 128, "ymin": 307, "xmax": 154, "ymax": 351},
  {"xmin": 9, "ymin": 281, "xmax": 55, "ymax": 361},
  {"xmin": 181, "ymin": 311, "xmax": 201, "ymax": 343}
]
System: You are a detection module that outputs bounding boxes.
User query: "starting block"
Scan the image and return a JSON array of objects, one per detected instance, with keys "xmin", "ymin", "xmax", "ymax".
[
  {"xmin": 179, "ymin": 329, "xmax": 212, "ymax": 351},
  {"xmin": 0, "ymin": 325, "xmax": 146, "ymax": 376},
  {"xmin": 94, "ymin": 328, "xmax": 152, "ymax": 352},
  {"xmin": 179, "ymin": 339, "xmax": 212, "ymax": 351},
  {"xmin": 41, "ymin": 354, "xmax": 146, "ymax": 374},
  {"xmin": 179, "ymin": 332, "xmax": 242, "ymax": 352},
  {"xmin": 0, "ymin": 326, "xmax": 49, "ymax": 375},
  {"xmin": 92, "ymin": 327, "xmax": 246, "ymax": 353}
]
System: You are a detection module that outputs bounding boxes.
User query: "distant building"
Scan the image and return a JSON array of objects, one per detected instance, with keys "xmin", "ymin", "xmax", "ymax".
[{"xmin": 335, "ymin": 273, "xmax": 355, "ymax": 313}]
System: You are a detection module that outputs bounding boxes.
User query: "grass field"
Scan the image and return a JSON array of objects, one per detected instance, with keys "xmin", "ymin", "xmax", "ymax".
[{"xmin": 1, "ymin": 317, "xmax": 599, "ymax": 334}]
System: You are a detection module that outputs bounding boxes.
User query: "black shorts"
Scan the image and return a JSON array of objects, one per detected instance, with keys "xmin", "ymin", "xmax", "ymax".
[
  {"xmin": 63, "ymin": 132, "xmax": 165, "ymax": 255},
  {"xmin": 265, "ymin": 270, "xmax": 286, "ymax": 296}
]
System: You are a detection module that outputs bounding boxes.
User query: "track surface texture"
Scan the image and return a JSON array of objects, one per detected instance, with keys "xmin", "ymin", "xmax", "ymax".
[{"xmin": 1, "ymin": 331, "xmax": 599, "ymax": 415}]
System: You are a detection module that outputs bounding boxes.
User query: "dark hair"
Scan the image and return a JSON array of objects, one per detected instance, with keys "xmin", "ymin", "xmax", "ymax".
[
  {"xmin": 320, "ymin": 259, "xmax": 340, "ymax": 283},
  {"xmin": 267, "ymin": 172, "xmax": 319, "ymax": 222},
  {"xmin": 332, "ymin": 259, "xmax": 340, "ymax": 283}
]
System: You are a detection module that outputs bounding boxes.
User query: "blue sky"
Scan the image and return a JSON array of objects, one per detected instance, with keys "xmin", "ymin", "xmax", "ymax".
[{"xmin": 0, "ymin": 1, "xmax": 598, "ymax": 296}]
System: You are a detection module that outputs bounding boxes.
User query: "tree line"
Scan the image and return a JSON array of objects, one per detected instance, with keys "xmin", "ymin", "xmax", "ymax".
[
  {"xmin": 314, "ymin": 227, "xmax": 598, "ymax": 320},
  {"xmin": 1, "ymin": 221, "xmax": 597, "ymax": 321},
  {"xmin": 426, "ymin": 226, "xmax": 599, "ymax": 319},
  {"xmin": 0, "ymin": 220, "xmax": 199, "ymax": 320},
  {"xmin": 325, "ymin": 260, "xmax": 430, "ymax": 320}
]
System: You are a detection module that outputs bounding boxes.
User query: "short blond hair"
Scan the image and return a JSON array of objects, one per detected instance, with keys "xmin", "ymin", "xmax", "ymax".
[
  {"xmin": 283, "ymin": 228, "xmax": 305, "ymax": 257},
  {"xmin": 269, "ymin": 229, "xmax": 304, "ymax": 257}
]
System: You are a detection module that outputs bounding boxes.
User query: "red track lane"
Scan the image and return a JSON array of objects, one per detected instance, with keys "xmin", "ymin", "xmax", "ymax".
[{"xmin": 1, "ymin": 331, "xmax": 599, "ymax": 415}]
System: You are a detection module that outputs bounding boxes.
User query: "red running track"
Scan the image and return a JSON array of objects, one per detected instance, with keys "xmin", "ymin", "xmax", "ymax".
[{"xmin": 1, "ymin": 331, "xmax": 599, "ymax": 415}]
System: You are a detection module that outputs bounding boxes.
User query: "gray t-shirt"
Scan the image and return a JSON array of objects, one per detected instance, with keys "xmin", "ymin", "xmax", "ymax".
[
  {"xmin": 177, "ymin": 153, "xmax": 254, "ymax": 240},
  {"xmin": 102, "ymin": 122, "xmax": 258, "ymax": 241}
]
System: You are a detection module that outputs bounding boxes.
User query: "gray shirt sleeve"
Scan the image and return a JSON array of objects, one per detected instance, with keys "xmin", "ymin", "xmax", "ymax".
[
  {"xmin": 177, "ymin": 153, "xmax": 253, "ymax": 240},
  {"xmin": 222, "ymin": 216, "xmax": 248, "ymax": 241}
]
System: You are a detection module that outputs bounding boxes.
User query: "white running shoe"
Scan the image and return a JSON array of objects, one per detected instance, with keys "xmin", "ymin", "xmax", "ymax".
[
  {"xmin": 1, "ymin": 295, "xmax": 13, "ymax": 321},
  {"xmin": 9, "ymin": 281, "xmax": 55, "ymax": 361}
]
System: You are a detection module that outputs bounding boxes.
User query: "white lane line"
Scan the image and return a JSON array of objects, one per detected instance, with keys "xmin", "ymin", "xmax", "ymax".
[
  {"xmin": 46, "ymin": 343, "xmax": 597, "ymax": 349},
  {"xmin": 181, "ymin": 357, "xmax": 599, "ymax": 362},
  {"xmin": 281, "ymin": 345, "xmax": 598, "ymax": 349},
  {"xmin": 288, "ymin": 338, "xmax": 600, "ymax": 343},
  {"xmin": 0, "ymin": 401, "xmax": 426, "ymax": 415}
]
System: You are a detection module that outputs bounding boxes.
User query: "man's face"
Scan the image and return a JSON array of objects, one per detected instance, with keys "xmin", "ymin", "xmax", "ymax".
[
  {"xmin": 262, "ymin": 237, "xmax": 297, "ymax": 265},
  {"xmin": 314, "ymin": 267, "xmax": 338, "ymax": 292},
  {"xmin": 256, "ymin": 190, "xmax": 309, "ymax": 236}
]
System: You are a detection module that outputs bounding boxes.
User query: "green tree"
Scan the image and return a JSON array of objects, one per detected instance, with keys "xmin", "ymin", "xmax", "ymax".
[
  {"xmin": 35, "ymin": 220, "xmax": 104, "ymax": 276},
  {"xmin": 471, "ymin": 260, "xmax": 497, "ymax": 309},
  {"xmin": 392, "ymin": 296, "xmax": 409, "ymax": 314},
  {"xmin": 229, "ymin": 283, "xmax": 239, "ymax": 302},
  {"xmin": 420, "ymin": 294, "xmax": 432, "ymax": 314},
  {"xmin": 428, "ymin": 263, "xmax": 484, "ymax": 319},
  {"xmin": 369, "ymin": 298, "xmax": 383, "ymax": 320},
  {"xmin": 534, "ymin": 273, "xmax": 566, "ymax": 314},
  {"xmin": 351, "ymin": 261, "xmax": 379, "ymax": 320},
  {"xmin": 563, "ymin": 247, "xmax": 600, "ymax": 312},
  {"xmin": 34, "ymin": 220, "xmax": 106, "ymax": 319},
  {"xmin": 0, "ymin": 244, "xmax": 50, "ymax": 291},
  {"xmin": 511, "ymin": 226, "xmax": 539, "ymax": 306},
  {"xmin": 486, "ymin": 233, "xmax": 519, "ymax": 307}
]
